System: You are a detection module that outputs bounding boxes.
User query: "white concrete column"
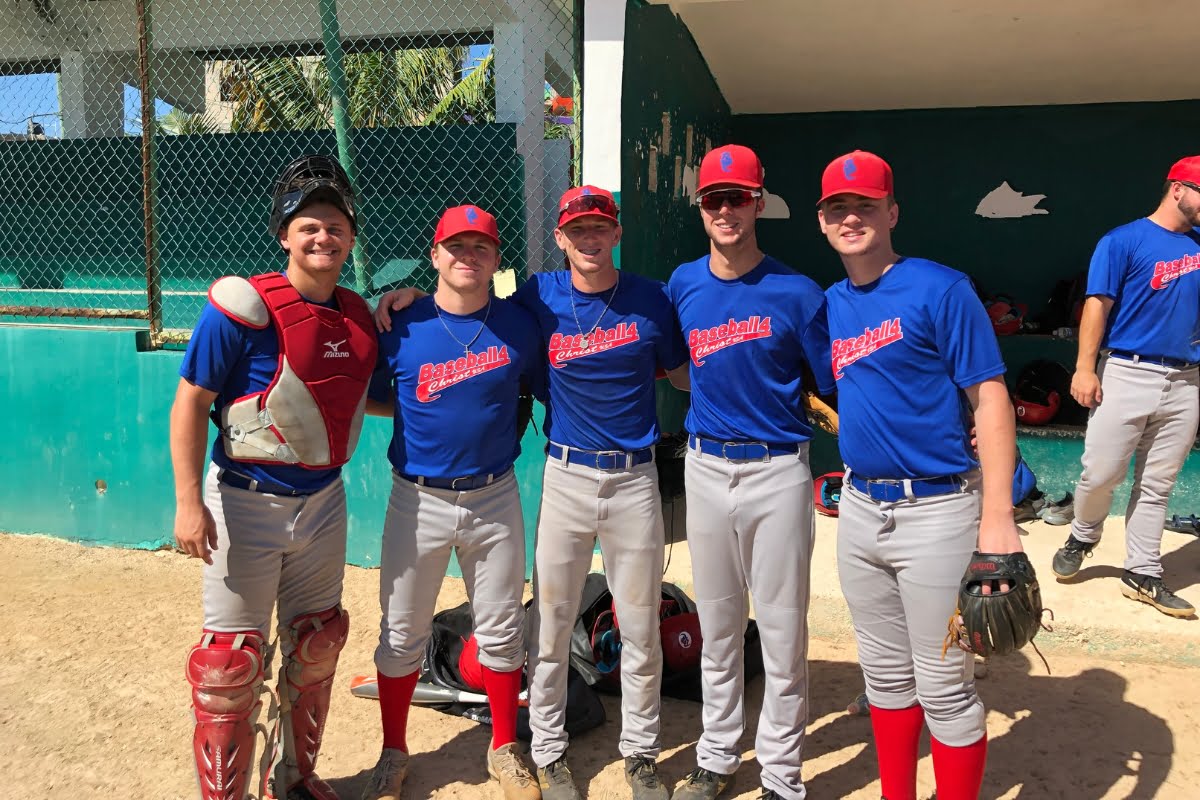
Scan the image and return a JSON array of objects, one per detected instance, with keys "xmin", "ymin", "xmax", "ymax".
[
  {"xmin": 59, "ymin": 52, "xmax": 128, "ymax": 139},
  {"xmin": 581, "ymin": 0, "xmax": 626, "ymax": 192}
]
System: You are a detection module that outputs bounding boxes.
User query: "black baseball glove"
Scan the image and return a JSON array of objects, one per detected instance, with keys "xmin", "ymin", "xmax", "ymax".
[{"xmin": 945, "ymin": 551, "xmax": 1052, "ymax": 670}]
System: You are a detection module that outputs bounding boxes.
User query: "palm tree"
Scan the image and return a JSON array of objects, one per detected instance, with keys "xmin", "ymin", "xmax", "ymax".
[{"xmin": 218, "ymin": 47, "xmax": 495, "ymax": 132}]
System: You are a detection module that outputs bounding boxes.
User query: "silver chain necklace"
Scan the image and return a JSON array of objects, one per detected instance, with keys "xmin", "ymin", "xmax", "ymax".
[
  {"xmin": 434, "ymin": 297, "xmax": 491, "ymax": 358},
  {"xmin": 570, "ymin": 272, "xmax": 620, "ymax": 349}
]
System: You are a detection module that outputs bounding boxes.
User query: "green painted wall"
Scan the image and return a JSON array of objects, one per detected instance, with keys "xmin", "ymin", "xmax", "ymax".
[
  {"xmin": 0, "ymin": 326, "xmax": 549, "ymax": 574},
  {"xmin": 621, "ymin": 2, "xmax": 732, "ymax": 433},
  {"xmin": 727, "ymin": 101, "xmax": 1200, "ymax": 507},
  {"xmin": 731, "ymin": 100, "xmax": 1200, "ymax": 300}
]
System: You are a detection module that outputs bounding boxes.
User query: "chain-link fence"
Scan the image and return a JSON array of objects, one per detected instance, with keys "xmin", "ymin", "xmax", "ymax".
[{"xmin": 0, "ymin": 0, "xmax": 579, "ymax": 346}]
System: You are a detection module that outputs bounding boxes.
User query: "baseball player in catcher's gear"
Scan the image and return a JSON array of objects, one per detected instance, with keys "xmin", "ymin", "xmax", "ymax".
[
  {"xmin": 170, "ymin": 154, "xmax": 377, "ymax": 800},
  {"xmin": 1051, "ymin": 156, "xmax": 1200, "ymax": 618},
  {"xmin": 360, "ymin": 205, "xmax": 545, "ymax": 800},
  {"xmin": 666, "ymin": 144, "xmax": 835, "ymax": 800},
  {"xmin": 817, "ymin": 151, "xmax": 1024, "ymax": 800},
  {"xmin": 372, "ymin": 186, "xmax": 691, "ymax": 800}
]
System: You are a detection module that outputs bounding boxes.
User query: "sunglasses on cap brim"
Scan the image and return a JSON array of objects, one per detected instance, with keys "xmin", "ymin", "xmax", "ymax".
[
  {"xmin": 559, "ymin": 194, "xmax": 619, "ymax": 220},
  {"xmin": 697, "ymin": 189, "xmax": 763, "ymax": 210}
]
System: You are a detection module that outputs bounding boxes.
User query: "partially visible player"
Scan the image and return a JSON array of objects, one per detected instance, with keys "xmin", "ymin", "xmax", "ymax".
[
  {"xmin": 372, "ymin": 187, "xmax": 690, "ymax": 800},
  {"xmin": 817, "ymin": 150, "xmax": 1023, "ymax": 800},
  {"xmin": 1052, "ymin": 156, "xmax": 1200, "ymax": 618},
  {"xmin": 360, "ymin": 205, "xmax": 544, "ymax": 800},
  {"xmin": 171, "ymin": 154, "xmax": 377, "ymax": 800},
  {"xmin": 667, "ymin": 144, "xmax": 834, "ymax": 800}
]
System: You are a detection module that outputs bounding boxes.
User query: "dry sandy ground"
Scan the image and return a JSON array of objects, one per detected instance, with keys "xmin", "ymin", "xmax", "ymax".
[{"xmin": 4, "ymin": 517, "xmax": 1199, "ymax": 800}]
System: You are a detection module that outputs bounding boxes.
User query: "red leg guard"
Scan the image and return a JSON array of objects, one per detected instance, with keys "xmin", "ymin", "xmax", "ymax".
[
  {"xmin": 931, "ymin": 733, "xmax": 988, "ymax": 800},
  {"xmin": 378, "ymin": 670, "xmax": 420, "ymax": 752},
  {"xmin": 187, "ymin": 630, "xmax": 267, "ymax": 800},
  {"xmin": 869, "ymin": 704, "xmax": 924, "ymax": 800},
  {"xmin": 266, "ymin": 606, "xmax": 349, "ymax": 800},
  {"xmin": 481, "ymin": 665, "xmax": 522, "ymax": 750}
]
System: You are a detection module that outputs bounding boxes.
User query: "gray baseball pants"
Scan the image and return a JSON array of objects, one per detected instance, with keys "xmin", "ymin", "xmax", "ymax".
[
  {"xmin": 525, "ymin": 450, "xmax": 666, "ymax": 767},
  {"xmin": 836, "ymin": 472, "xmax": 986, "ymax": 747},
  {"xmin": 202, "ymin": 463, "xmax": 347, "ymax": 634},
  {"xmin": 684, "ymin": 443, "xmax": 814, "ymax": 800},
  {"xmin": 1070, "ymin": 354, "xmax": 1200, "ymax": 576},
  {"xmin": 374, "ymin": 470, "xmax": 527, "ymax": 678}
]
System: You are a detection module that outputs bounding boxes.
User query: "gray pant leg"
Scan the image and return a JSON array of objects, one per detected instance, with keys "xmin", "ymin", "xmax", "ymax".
[
  {"xmin": 202, "ymin": 463, "xmax": 299, "ymax": 635},
  {"xmin": 276, "ymin": 478, "xmax": 349, "ymax": 627},
  {"xmin": 597, "ymin": 461, "xmax": 666, "ymax": 760},
  {"xmin": 838, "ymin": 477, "xmax": 986, "ymax": 747},
  {"xmin": 527, "ymin": 459, "xmax": 598, "ymax": 766},
  {"xmin": 739, "ymin": 451, "xmax": 813, "ymax": 800},
  {"xmin": 1123, "ymin": 366, "xmax": 1199, "ymax": 576},
  {"xmin": 455, "ymin": 473, "xmax": 528, "ymax": 673},
  {"xmin": 686, "ymin": 447, "xmax": 814, "ymax": 799},
  {"xmin": 685, "ymin": 450, "xmax": 749, "ymax": 778},
  {"xmin": 374, "ymin": 474, "xmax": 456, "ymax": 678}
]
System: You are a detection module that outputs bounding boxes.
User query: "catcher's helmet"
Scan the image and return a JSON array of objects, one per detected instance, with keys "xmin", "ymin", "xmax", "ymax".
[
  {"xmin": 660, "ymin": 612, "xmax": 703, "ymax": 673},
  {"xmin": 1014, "ymin": 359, "xmax": 1085, "ymax": 426},
  {"xmin": 269, "ymin": 154, "xmax": 358, "ymax": 237},
  {"xmin": 814, "ymin": 471, "xmax": 844, "ymax": 517}
]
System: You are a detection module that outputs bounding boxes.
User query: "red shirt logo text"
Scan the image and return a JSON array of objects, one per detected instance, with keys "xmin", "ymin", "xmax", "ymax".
[
  {"xmin": 1150, "ymin": 251, "xmax": 1200, "ymax": 290},
  {"xmin": 548, "ymin": 322, "xmax": 640, "ymax": 368},
  {"xmin": 832, "ymin": 318, "xmax": 904, "ymax": 379},
  {"xmin": 687, "ymin": 316, "xmax": 772, "ymax": 366},
  {"xmin": 417, "ymin": 345, "xmax": 510, "ymax": 402}
]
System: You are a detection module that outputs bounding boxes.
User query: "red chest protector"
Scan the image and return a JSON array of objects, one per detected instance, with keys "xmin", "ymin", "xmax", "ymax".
[{"xmin": 209, "ymin": 272, "xmax": 378, "ymax": 469}]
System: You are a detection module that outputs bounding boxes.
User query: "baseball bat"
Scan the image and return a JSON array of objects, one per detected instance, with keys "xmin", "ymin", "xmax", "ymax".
[{"xmin": 349, "ymin": 674, "xmax": 529, "ymax": 706}]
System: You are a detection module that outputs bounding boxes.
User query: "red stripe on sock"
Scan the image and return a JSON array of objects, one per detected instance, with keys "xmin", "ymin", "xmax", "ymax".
[
  {"xmin": 377, "ymin": 670, "xmax": 419, "ymax": 752},
  {"xmin": 481, "ymin": 665, "xmax": 522, "ymax": 750},
  {"xmin": 869, "ymin": 704, "xmax": 925, "ymax": 800}
]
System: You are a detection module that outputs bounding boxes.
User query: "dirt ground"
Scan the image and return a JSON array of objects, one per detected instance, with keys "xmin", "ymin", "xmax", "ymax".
[{"xmin": 3, "ymin": 527, "xmax": 1199, "ymax": 800}]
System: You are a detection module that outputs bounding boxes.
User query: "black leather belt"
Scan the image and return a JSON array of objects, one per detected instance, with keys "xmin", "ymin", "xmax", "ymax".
[
  {"xmin": 217, "ymin": 469, "xmax": 307, "ymax": 496},
  {"xmin": 1109, "ymin": 351, "xmax": 1198, "ymax": 369},
  {"xmin": 848, "ymin": 473, "xmax": 964, "ymax": 502},
  {"xmin": 396, "ymin": 466, "xmax": 513, "ymax": 491},
  {"xmin": 688, "ymin": 434, "xmax": 801, "ymax": 461},
  {"xmin": 547, "ymin": 442, "xmax": 653, "ymax": 470}
]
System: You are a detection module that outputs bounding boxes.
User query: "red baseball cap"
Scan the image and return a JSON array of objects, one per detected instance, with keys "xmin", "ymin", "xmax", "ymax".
[
  {"xmin": 1167, "ymin": 156, "xmax": 1200, "ymax": 185},
  {"xmin": 696, "ymin": 144, "xmax": 764, "ymax": 193},
  {"xmin": 557, "ymin": 185, "xmax": 619, "ymax": 226},
  {"xmin": 817, "ymin": 150, "xmax": 894, "ymax": 205},
  {"xmin": 433, "ymin": 204, "xmax": 500, "ymax": 246}
]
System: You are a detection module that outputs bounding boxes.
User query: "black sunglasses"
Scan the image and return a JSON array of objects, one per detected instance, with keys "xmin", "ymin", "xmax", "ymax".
[
  {"xmin": 698, "ymin": 189, "xmax": 762, "ymax": 211},
  {"xmin": 1178, "ymin": 180, "xmax": 1200, "ymax": 193}
]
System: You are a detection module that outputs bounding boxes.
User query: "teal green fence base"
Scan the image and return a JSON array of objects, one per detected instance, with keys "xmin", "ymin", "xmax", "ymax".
[{"xmin": 0, "ymin": 326, "xmax": 547, "ymax": 576}]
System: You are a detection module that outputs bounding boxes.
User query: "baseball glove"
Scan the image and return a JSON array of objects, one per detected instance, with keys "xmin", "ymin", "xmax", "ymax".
[
  {"xmin": 944, "ymin": 551, "xmax": 1052, "ymax": 672},
  {"xmin": 803, "ymin": 391, "xmax": 839, "ymax": 436}
]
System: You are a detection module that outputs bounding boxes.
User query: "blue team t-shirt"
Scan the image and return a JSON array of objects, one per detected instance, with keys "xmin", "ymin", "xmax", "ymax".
[
  {"xmin": 370, "ymin": 295, "xmax": 544, "ymax": 478},
  {"xmin": 179, "ymin": 297, "xmax": 342, "ymax": 494},
  {"xmin": 512, "ymin": 269, "xmax": 688, "ymax": 451},
  {"xmin": 825, "ymin": 257, "xmax": 1006, "ymax": 479},
  {"xmin": 667, "ymin": 254, "xmax": 834, "ymax": 444},
  {"xmin": 1086, "ymin": 218, "xmax": 1200, "ymax": 363}
]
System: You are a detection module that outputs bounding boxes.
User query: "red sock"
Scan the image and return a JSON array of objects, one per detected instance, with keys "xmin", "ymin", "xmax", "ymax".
[
  {"xmin": 930, "ymin": 733, "xmax": 988, "ymax": 800},
  {"xmin": 377, "ymin": 670, "xmax": 419, "ymax": 752},
  {"xmin": 869, "ymin": 704, "xmax": 925, "ymax": 800},
  {"xmin": 481, "ymin": 665, "xmax": 522, "ymax": 750}
]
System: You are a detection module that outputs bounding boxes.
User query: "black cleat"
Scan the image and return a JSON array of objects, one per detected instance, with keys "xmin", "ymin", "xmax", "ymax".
[
  {"xmin": 1121, "ymin": 572, "xmax": 1195, "ymax": 618},
  {"xmin": 673, "ymin": 767, "xmax": 734, "ymax": 800},
  {"xmin": 625, "ymin": 755, "xmax": 670, "ymax": 800},
  {"xmin": 537, "ymin": 755, "xmax": 583, "ymax": 800},
  {"xmin": 1051, "ymin": 534, "xmax": 1096, "ymax": 579}
]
